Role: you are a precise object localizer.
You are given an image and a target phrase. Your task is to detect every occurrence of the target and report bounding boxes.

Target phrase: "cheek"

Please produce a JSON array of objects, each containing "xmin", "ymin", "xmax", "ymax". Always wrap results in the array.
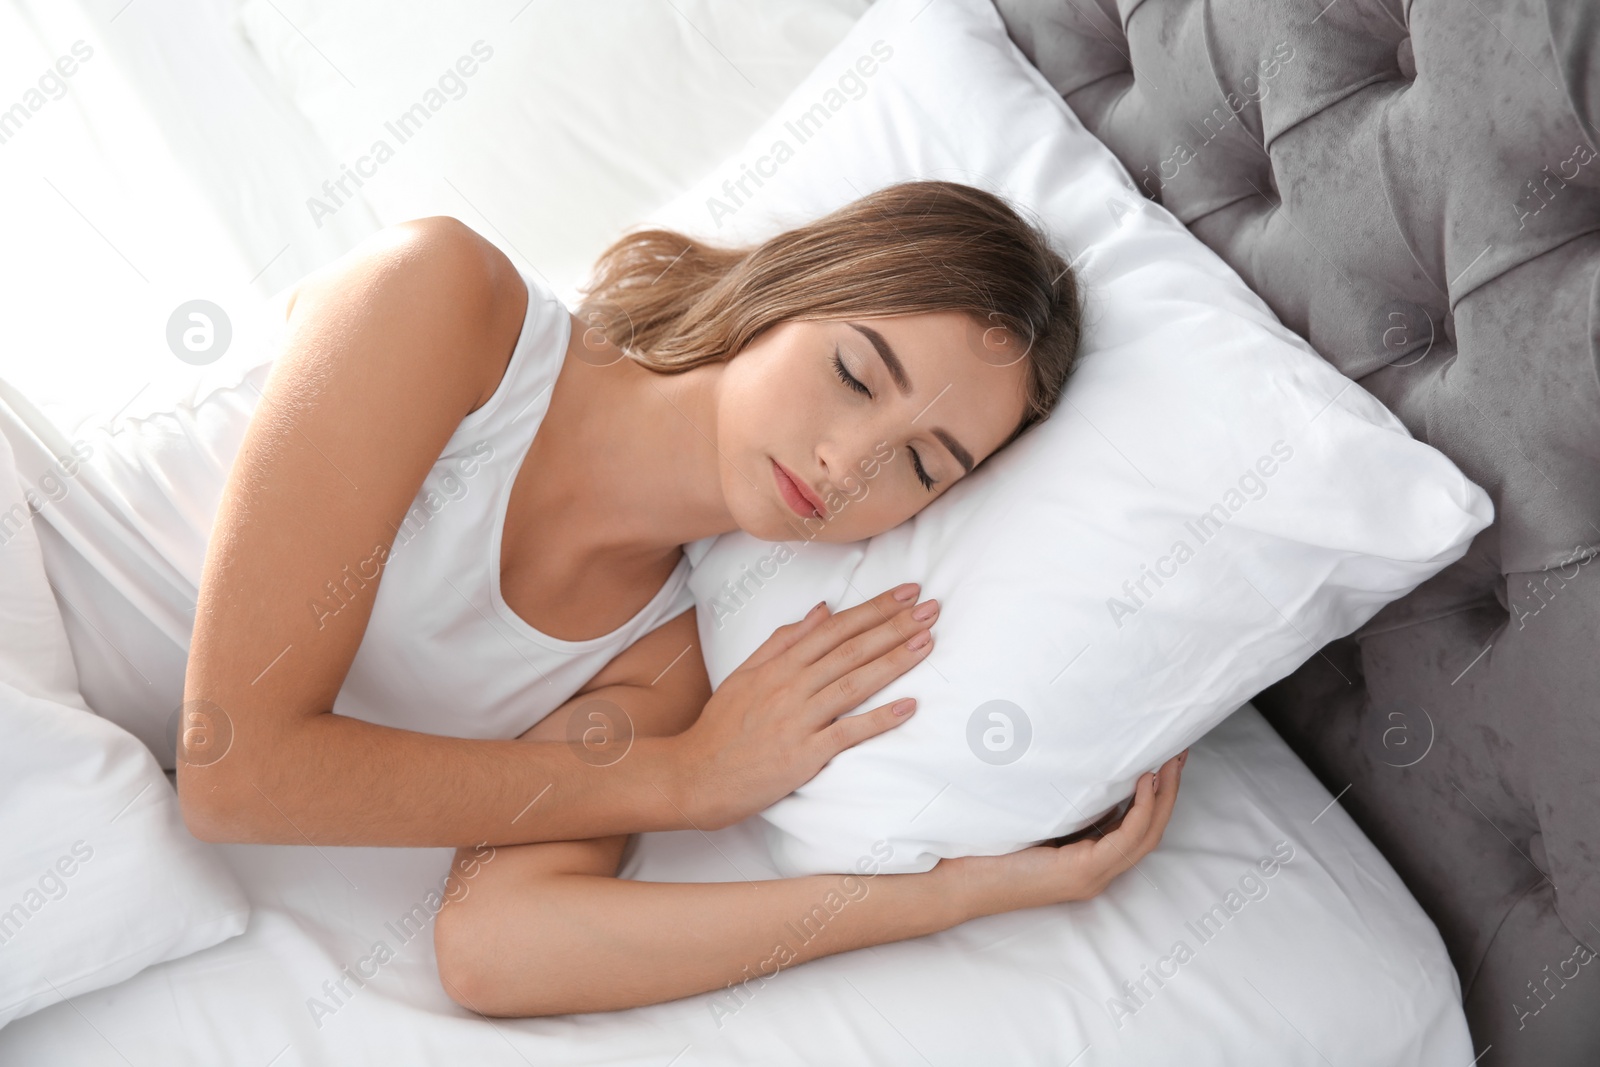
[
  {"xmin": 727, "ymin": 359, "xmax": 834, "ymax": 467},
  {"xmin": 861, "ymin": 494, "xmax": 928, "ymax": 541},
  {"xmin": 724, "ymin": 347, "xmax": 803, "ymax": 420},
  {"xmin": 840, "ymin": 468, "xmax": 924, "ymax": 537},
  {"xmin": 715, "ymin": 366, "xmax": 773, "ymax": 450}
]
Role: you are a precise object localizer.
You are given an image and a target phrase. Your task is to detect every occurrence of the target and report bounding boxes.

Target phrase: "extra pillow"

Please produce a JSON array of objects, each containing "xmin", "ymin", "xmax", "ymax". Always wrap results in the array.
[
  {"xmin": 0, "ymin": 409, "xmax": 250, "ymax": 1028},
  {"xmin": 233, "ymin": 0, "xmax": 873, "ymax": 305},
  {"xmin": 641, "ymin": 0, "xmax": 1493, "ymax": 876}
]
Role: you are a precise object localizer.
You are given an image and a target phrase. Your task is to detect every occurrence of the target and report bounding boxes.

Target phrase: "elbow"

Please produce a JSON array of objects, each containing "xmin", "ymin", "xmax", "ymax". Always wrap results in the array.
[
  {"xmin": 436, "ymin": 952, "xmax": 499, "ymax": 1017},
  {"xmin": 435, "ymin": 899, "xmax": 508, "ymax": 1016},
  {"xmin": 176, "ymin": 766, "xmax": 263, "ymax": 844},
  {"xmin": 177, "ymin": 786, "xmax": 243, "ymax": 844},
  {"xmin": 434, "ymin": 896, "xmax": 563, "ymax": 1019}
]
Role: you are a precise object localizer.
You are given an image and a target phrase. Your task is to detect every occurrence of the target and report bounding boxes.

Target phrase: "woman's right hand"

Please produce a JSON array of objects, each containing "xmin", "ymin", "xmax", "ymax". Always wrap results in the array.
[
  {"xmin": 671, "ymin": 582, "xmax": 939, "ymax": 830},
  {"xmin": 937, "ymin": 750, "xmax": 1188, "ymax": 919}
]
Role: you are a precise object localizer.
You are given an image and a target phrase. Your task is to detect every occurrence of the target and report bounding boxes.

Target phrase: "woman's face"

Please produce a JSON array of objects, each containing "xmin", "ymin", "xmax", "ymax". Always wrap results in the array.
[{"xmin": 716, "ymin": 309, "xmax": 1033, "ymax": 543}]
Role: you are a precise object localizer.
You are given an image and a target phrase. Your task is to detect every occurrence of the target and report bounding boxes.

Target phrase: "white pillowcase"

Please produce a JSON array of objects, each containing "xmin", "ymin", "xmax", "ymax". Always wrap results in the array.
[
  {"xmin": 641, "ymin": 0, "xmax": 1494, "ymax": 876},
  {"xmin": 0, "ymin": 411, "xmax": 250, "ymax": 1028},
  {"xmin": 233, "ymin": 0, "xmax": 872, "ymax": 306}
]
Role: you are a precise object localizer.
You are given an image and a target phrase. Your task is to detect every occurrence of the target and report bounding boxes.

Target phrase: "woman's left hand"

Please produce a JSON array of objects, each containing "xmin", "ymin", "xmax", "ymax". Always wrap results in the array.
[{"xmin": 935, "ymin": 750, "xmax": 1188, "ymax": 919}]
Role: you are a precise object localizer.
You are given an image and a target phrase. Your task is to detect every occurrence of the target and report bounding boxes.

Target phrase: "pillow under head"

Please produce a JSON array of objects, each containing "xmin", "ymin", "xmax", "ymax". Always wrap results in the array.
[{"xmin": 641, "ymin": 0, "xmax": 1492, "ymax": 877}]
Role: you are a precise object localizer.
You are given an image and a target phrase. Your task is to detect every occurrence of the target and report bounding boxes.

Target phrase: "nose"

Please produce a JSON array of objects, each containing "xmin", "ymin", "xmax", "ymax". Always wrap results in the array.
[{"xmin": 816, "ymin": 424, "xmax": 887, "ymax": 496}]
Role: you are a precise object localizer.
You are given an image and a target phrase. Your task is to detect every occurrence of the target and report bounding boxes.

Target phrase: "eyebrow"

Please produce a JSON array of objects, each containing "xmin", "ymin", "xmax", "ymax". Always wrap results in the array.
[{"xmin": 845, "ymin": 322, "xmax": 975, "ymax": 476}]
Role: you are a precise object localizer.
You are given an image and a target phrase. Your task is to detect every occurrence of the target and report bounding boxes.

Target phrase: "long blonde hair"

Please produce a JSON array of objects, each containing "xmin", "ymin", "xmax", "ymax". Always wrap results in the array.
[{"xmin": 575, "ymin": 180, "xmax": 1082, "ymax": 454}]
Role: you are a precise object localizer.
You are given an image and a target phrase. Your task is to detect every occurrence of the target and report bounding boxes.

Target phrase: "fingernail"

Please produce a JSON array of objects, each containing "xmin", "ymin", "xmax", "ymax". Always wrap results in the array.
[
  {"xmin": 1179, "ymin": 750, "xmax": 1188, "ymax": 765},
  {"xmin": 892, "ymin": 698, "xmax": 916, "ymax": 716},
  {"xmin": 892, "ymin": 582, "xmax": 920, "ymax": 601},
  {"xmin": 905, "ymin": 629, "xmax": 932, "ymax": 651},
  {"xmin": 808, "ymin": 600, "xmax": 828, "ymax": 618},
  {"xmin": 912, "ymin": 598, "xmax": 939, "ymax": 621},
  {"xmin": 1154, "ymin": 772, "xmax": 1162, "ymax": 794}
]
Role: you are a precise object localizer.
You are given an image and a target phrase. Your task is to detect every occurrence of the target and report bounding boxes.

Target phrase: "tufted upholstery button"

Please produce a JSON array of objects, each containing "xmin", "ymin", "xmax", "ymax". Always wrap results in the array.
[
  {"xmin": 1252, "ymin": 164, "xmax": 1279, "ymax": 209},
  {"xmin": 1396, "ymin": 36, "xmax": 1416, "ymax": 81}
]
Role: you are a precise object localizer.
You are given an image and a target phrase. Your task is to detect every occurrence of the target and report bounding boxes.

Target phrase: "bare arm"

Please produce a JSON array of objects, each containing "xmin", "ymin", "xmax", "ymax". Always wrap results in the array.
[
  {"xmin": 431, "ymin": 637, "xmax": 956, "ymax": 1019},
  {"xmin": 433, "ymin": 635, "xmax": 1188, "ymax": 1018},
  {"xmin": 177, "ymin": 217, "xmax": 694, "ymax": 847},
  {"xmin": 439, "ymin": 830, "xmax": 965, "ymax": 1019}
]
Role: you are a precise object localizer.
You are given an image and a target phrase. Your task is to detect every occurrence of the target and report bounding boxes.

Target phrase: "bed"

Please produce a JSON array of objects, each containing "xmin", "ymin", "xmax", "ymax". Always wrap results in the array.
[{"xmin": 0, "ymin": 0, "xmax": 1573, "ymax": 1062}]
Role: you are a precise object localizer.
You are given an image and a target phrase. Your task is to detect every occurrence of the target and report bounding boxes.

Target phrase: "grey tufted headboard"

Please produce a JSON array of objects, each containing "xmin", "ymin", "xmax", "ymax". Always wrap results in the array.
[{"xmin": 990, "ymin": 0, "xmax": 1600, "ymax": 1061}]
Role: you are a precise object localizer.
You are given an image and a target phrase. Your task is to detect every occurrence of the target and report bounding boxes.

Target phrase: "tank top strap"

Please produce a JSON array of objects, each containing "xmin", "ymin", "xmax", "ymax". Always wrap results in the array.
[{"xmin": 440, "ymin": 269, "xmax": 572, "ymax": 460}]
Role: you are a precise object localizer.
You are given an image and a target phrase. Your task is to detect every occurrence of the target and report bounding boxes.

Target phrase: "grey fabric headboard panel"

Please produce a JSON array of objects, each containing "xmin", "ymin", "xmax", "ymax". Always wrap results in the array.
[{"xmin": 990, "ymin": 0, "xmax": 1600, "ymax": 1061}]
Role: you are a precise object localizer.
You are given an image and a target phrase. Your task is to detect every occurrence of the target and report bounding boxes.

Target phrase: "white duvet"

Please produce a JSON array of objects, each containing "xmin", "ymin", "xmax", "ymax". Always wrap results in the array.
[{"xmin": 0, "ymin": 704, "xmax": 1469, "ymax": 1065}]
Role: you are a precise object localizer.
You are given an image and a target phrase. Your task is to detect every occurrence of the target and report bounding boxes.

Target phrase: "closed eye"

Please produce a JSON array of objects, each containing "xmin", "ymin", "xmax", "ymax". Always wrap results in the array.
[
  {"xmin": 831, "ymin": 348, "xmax": 870, "ymax": 396},
  {"xmin": 832, "ymin": 346, "xmax": 935, "ymax": 491}
]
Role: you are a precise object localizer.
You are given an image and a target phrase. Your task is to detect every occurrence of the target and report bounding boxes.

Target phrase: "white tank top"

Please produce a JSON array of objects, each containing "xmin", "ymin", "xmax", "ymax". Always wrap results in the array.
[{"xmin": 0, "ymin": 269, "xmax": 699, "ymax": 760}]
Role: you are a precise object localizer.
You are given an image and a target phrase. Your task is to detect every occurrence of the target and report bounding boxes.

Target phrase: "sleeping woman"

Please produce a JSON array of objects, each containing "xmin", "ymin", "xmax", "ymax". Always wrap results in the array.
[{"xmin": 8, "ymin": 178, "xmax": 1187, "ymax": 1017}]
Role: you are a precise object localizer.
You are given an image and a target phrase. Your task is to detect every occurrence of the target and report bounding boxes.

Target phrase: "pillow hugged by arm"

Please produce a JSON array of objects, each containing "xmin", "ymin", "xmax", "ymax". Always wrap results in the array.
[{"xmin": 433, "ymin": 602, "xmax": 1187, "ymax": 1018}]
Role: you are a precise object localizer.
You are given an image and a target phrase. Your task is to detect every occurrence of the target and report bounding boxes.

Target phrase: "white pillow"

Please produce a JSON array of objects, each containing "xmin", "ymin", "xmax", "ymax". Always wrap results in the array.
[
  {"xmin": 233, "ymin": 0, "xmax": 872, "ymax": 306},
  {"xmin": 0, "ymin": 416, "xmax": 250, "ymax": 1028},
  {"xmin": 640, "ymin": 0, "xmax": 1494, "ymax": 876}
]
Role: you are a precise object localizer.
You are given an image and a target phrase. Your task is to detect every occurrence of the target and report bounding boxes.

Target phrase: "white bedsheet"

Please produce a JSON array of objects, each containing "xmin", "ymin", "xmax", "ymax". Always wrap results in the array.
[{"xmin": 0, "ymin": 704, "xmax": 1471, "ymax": 1066}]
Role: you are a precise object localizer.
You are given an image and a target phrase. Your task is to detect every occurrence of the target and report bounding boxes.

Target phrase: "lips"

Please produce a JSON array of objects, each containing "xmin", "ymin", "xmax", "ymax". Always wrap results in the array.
[{"xmin": 772, "ymin": 459, "xmax": 826, "ymax": 520}]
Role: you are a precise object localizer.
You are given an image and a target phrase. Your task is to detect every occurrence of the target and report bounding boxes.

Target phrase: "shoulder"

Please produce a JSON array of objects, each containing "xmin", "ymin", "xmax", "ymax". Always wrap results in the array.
[{"xmin": 285, "ymin": 217, "xmax": 529, "ymax": 413}]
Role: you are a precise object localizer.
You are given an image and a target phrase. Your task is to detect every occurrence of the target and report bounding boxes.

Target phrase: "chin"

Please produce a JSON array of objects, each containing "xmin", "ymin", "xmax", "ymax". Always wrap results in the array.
[
  {"xmin": 725, "ymin": 486, "xmax": 801, "ymax": 542},
  {"xmin": 746, "ymin": 500, "xmax": 834, "ymax": 543}
]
